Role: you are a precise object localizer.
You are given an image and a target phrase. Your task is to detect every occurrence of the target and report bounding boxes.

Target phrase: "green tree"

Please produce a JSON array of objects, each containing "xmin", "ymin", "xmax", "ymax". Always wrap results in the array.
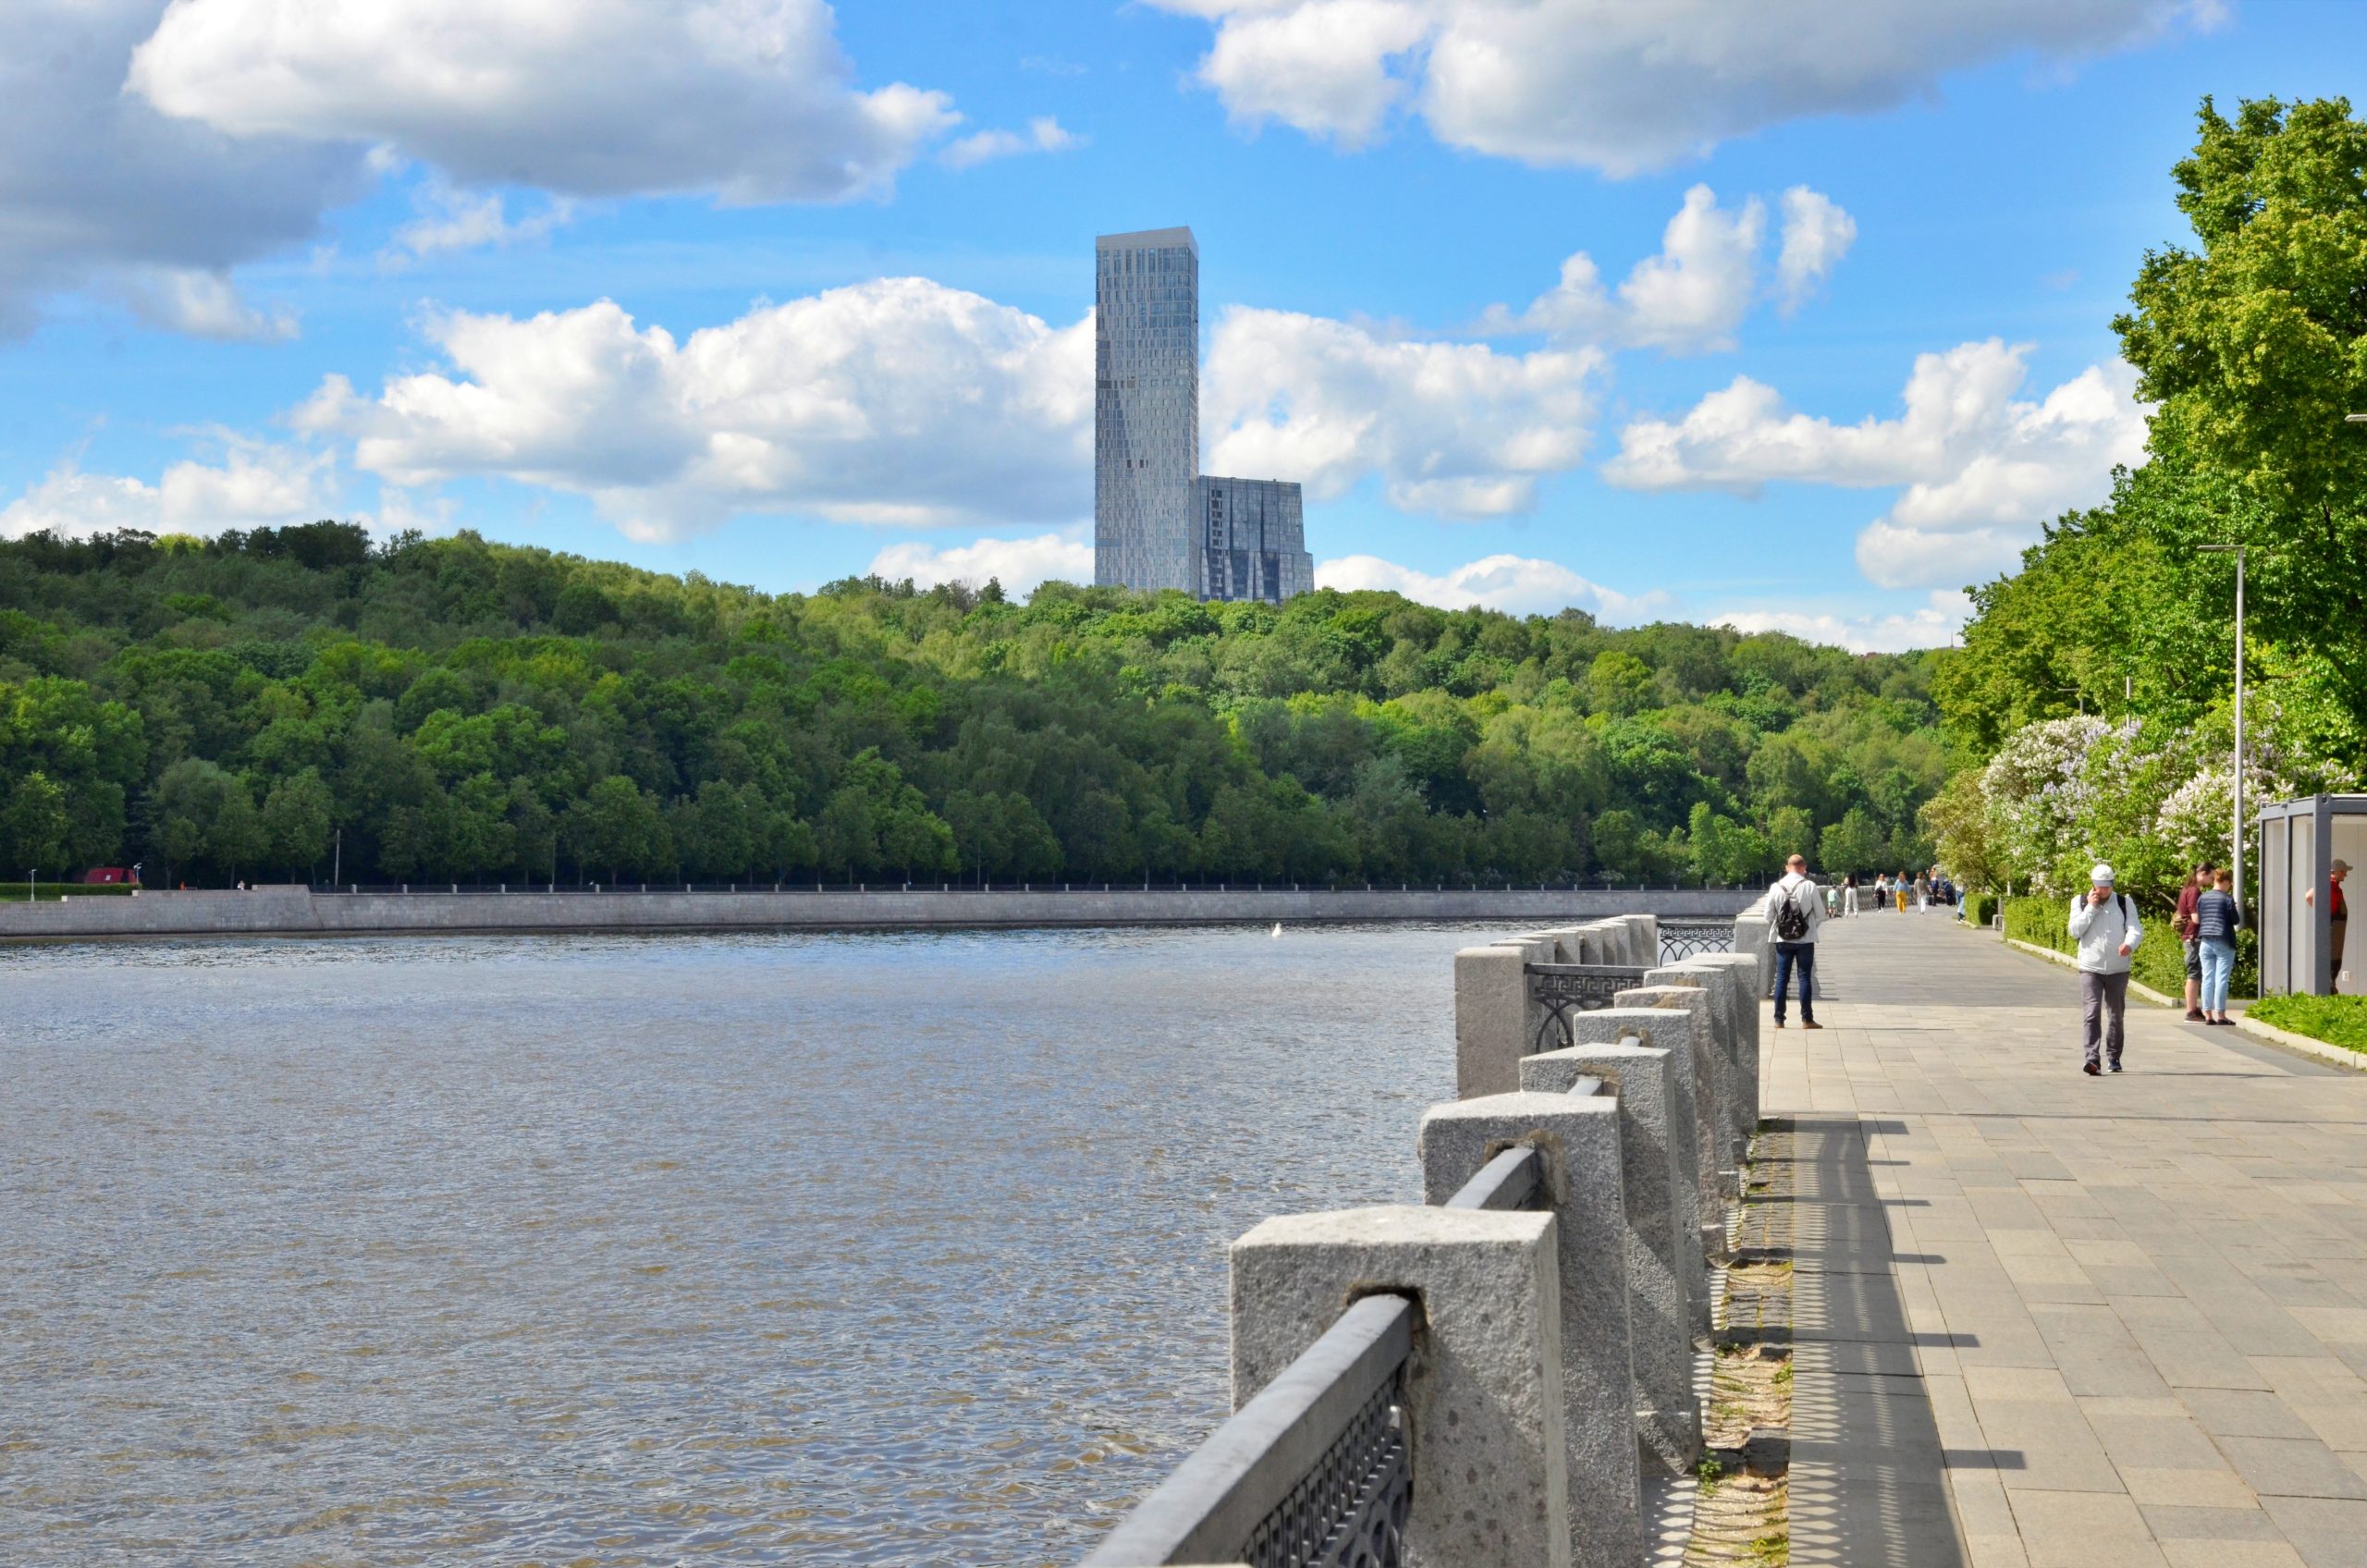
[
  {"xmin": 1819, "ymin": 806, "xmax": 1888, "ymax": 880},
  {"xmin": 0, "ymin": 770, "xmax": 71, "ymax": 875},
  {"xmin": 569, "ymin": 775, "xmax": 671, "ymax": 881},
  {"xmin": 261, "ymin": 767, "xmax": 335, "ymax": 877}
]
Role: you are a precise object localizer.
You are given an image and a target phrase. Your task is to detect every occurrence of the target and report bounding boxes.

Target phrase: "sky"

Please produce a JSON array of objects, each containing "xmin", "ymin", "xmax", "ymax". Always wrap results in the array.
[{"xmin": 1, "ymin": 0, "xmax": 2361, "ymax": 652}]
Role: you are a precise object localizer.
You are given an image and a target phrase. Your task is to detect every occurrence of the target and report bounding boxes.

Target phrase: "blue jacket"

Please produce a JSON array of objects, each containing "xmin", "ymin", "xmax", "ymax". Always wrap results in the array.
[{"xmin": 2194, "ymin": 888, "xmax": 2241, "ymax": 945}]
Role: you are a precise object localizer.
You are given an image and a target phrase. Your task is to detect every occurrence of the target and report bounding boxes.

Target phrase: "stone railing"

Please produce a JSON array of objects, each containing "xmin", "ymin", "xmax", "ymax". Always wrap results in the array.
[{"xmin": 1084, "ymin": 913, "xmax": 1761, "ymax": 1568}]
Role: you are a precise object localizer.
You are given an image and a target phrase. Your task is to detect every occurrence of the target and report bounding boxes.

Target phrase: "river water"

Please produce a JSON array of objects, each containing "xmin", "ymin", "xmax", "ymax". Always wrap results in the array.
[{"xmin": 0, "ymin": 921, "xmax": 1547, "ymax": 1567}]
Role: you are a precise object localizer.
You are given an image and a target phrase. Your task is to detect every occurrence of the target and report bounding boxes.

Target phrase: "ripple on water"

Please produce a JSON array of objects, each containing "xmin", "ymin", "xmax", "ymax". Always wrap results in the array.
[{"xmin": 0, "ymin": 922, "xmax": 1542, "ymax": 1565}]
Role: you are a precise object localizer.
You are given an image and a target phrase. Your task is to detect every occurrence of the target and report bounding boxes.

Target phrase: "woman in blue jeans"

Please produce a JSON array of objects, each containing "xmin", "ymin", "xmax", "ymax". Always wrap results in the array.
[{"xmin": 2194, "ymin": 867, "xmax": 2241, "ymax": 1025}]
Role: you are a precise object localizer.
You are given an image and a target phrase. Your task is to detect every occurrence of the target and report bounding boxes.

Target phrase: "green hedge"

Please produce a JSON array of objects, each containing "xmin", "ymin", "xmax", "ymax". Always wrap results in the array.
[
  {"xmin": 0, "ymin": 882, "xmax": 141, "ymax": 900},
  {"xmin": 2002, "ymin": 894, "xmax": 2258, "ymax": 999},
  {"xmin": 1961, "ymin": 891, "xmax": 1996, "ymax": 928},
  {"xmin": 2246, "ymin": 994, "xmax": 2367, "ymax": 1053}
]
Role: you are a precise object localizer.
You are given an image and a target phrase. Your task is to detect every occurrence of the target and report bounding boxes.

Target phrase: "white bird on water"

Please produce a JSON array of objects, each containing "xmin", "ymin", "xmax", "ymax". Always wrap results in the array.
[{"xmin": 1270, "ymin": 922, "xmax": 1282, "ymax": 937}]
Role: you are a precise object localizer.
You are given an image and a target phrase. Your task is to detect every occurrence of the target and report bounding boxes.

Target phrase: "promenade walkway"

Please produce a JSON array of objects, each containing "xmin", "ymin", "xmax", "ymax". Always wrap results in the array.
[{"xmin": 1769, "ymin": 911, "xmax": 2367, "ymax": 1568}]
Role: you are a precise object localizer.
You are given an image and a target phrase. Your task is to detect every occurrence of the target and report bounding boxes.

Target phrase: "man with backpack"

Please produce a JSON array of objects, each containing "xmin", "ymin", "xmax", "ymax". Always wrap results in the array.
[
  {"xmin": 2070, "ymin": 863, "xmax": 2143, "ymax": 1076},
  {"xmin": 1758, "ymin": 852, "xmax": 1826, "ymax": 1030}
]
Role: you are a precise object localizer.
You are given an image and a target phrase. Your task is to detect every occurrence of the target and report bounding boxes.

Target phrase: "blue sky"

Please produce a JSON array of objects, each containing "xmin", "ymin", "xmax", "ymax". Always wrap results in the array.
[{"xmin": 3, "ymin": 0, "xmax": 2360, "ymax": 649}]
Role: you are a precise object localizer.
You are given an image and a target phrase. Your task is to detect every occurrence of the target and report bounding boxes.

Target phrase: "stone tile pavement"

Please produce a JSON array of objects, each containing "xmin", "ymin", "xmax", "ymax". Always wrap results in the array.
[{"xmin": 1768, "ymin": 910, "xmax": 2367, "ymax": 1567}]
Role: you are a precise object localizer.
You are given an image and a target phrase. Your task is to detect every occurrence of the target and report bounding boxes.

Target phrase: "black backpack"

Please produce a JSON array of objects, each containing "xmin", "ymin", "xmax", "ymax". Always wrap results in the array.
[{"xmin": 1773, "ymin": 884, "xmax": 1811, "ymax": 942}]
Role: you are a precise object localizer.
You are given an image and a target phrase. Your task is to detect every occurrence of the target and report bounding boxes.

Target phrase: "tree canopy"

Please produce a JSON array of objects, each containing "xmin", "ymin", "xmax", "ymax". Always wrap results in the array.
[
  {"xmin": 1935, "ymin": 95, "xmax": 2367, "ymax": 900},
  {"xmin": 0, "ymin": 522, "xmax": 1948, "ymax": 888}
]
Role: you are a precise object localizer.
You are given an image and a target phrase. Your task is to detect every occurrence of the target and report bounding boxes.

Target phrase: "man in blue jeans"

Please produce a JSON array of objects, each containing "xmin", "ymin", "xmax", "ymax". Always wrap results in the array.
[{"xmin": 1757, "ymin": 852, "xmax": 1826, "ymax": 1029}]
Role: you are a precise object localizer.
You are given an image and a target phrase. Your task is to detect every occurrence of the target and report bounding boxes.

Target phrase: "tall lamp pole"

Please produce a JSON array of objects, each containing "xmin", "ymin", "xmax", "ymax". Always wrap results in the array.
[{"xmin": 2199, "ymin": 543, "xmax": 2250, "ymax": 908}]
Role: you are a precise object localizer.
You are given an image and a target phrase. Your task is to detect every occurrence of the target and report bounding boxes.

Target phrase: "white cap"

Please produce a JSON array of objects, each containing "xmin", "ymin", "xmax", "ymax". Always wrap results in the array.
[{"xmin": 2091, "ymin": 863, "xmax": 2116, "ymax": 886}]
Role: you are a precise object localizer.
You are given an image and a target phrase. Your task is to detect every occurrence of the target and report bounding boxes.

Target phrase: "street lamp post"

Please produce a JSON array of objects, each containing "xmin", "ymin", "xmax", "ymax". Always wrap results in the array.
[{"xmin": 2199, "ymin": 544, "xmax": 2250, "ymax": 908}]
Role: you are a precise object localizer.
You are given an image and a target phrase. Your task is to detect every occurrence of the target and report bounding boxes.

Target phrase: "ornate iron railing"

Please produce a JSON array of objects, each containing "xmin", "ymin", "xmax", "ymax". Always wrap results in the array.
[
  {"xmin": 1081, "ymin": 1294, "xmax": 1415, "ymax": 1568},
  {"xmin": 1657, "ymin": 921, "xmax": 1735, "ymax": 961},
  {"xmin": 1524, "ymin": 962, "xmax": 1649, "ymax": 1051}
]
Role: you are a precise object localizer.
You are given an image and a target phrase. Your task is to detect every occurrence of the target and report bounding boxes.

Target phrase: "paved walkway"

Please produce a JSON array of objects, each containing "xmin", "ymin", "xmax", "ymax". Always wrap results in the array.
[{"xmin": 1769, "ymin": 911, "xmax": 2367, "ymax": 1568}]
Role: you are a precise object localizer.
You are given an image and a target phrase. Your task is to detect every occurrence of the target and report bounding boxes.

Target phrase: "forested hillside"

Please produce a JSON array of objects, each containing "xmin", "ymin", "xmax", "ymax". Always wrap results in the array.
[{"xmin": 0, "ymin": 524, "xmax": 1949, "ymax": 888}]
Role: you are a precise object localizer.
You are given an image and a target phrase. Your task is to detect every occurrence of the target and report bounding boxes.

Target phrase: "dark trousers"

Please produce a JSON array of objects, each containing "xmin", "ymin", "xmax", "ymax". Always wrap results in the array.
[
  {"xmin": 2081, "ymin": 971, "xmax": 2129, "ymax": 1068},
  {"xmin": 1773, "ymin": 941, "xmax": 1816, "ymax": 1024},
  {"xmin": 2334, "ymin": 917, "xmax": 2348, "ymax": 994}
]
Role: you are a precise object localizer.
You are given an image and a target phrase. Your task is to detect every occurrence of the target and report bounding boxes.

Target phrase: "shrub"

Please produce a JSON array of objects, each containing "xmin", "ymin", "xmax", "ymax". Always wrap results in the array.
[
  {"xmin": 1960, "ymin": 891, "xmax": 1996, "ymax": 928},
  {"xmin": 2003, "ymin": 893, "xmax": 2257, "ymax": 998},
  {"xmin": 2247, "ymin": 993, "xmax": 2367, "ymax": 1053}
]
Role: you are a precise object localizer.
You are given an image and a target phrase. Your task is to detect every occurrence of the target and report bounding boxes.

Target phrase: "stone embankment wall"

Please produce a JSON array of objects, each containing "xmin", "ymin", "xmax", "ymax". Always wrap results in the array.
[{"xmin": 0, "ymin": 886, "xmax": 1753, "ymax": 941}]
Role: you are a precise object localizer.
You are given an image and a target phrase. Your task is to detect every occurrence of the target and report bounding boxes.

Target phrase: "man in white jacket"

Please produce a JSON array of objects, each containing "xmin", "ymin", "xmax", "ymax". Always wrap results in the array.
[
  {"xmin": 1758, "ymin": 853, "xmax": 1826, "ymax": 1031},
  {"xmin": 2069, "ymin": 862, "xmax": 2143, "ymax": 1076}
]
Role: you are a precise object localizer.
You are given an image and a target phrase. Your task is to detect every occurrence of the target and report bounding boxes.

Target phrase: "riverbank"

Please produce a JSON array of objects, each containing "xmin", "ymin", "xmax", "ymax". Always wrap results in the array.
[{"xmin": 0, "ymin": 884, "xmax": 1755, "ymax": 941}]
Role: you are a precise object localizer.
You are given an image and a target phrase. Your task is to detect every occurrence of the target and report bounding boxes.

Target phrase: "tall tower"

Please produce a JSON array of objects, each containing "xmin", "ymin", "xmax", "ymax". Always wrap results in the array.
[{"xmin": 1094, "ymin": 227, "xmax": 1198, "ymax": 594}]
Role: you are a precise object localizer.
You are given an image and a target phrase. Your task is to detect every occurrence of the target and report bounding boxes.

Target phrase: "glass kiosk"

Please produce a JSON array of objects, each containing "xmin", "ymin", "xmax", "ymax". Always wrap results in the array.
[{"xmin": 2256, "ymin": 794, "xmax": 2367, "ymax": 996}]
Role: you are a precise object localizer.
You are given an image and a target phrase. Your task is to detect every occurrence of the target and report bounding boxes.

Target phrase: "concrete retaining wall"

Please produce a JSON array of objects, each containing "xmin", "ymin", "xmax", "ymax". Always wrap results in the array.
[{"xmin": 0, "ymin": 886, "xmax": 1754, "ymax": 941}]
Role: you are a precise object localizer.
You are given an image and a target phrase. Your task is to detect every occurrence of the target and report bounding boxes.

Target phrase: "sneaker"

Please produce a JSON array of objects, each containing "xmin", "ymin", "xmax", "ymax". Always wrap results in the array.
[
  {"xmin": 2185, "ymin": 1009, "xmax": 2206, "ymax": 1022},
  {"xmin": 2108, "ymin": 1061, "xmax": 2124, "ymax": 1073},
  {"xmin": 2083, "ymin": 1061, "xmax": 2102, "ymax": 1076},
  {"xmin": 1802, "ymin": 1021, "xmax": 1824, "ymax": 1030},
  {"xmin": 1773, "ymin": 1020, "xmax": 1786, "ymax": 1029}
]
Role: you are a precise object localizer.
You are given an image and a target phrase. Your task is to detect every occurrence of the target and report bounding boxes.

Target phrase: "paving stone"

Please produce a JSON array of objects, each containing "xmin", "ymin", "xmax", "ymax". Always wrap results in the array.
[
  {"xmin": 2216, "ymin": 1436, "xmax": 2367, "ymax": 1501},
  {"xmin": 1768, "ymin": 916, "xmax": 2367, "ymax": 1568}
]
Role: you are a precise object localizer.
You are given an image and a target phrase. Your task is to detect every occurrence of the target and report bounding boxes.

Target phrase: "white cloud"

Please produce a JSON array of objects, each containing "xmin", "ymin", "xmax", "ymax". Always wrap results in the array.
[
  {"xmin": 1194, "ymin": 0, "xmax": 1433, "ymax": 148},
  {"xmin": 1158, "ymin": 0, "xmax": 2215, "ymax": 174},
  {"xmin": 130, "ymin": 0, "xmax": 959, "ymax": 204},
  {"xmin": 1480, "ymin": 185, "xmax": 1846, "ymax": 353},
  {"xmin": 1709, "ymin": 590, "xmax": 1971, "ymax": 655},
  {"xmin": 1775, "ymin": 187, "xmax": 1857, "ymax": 312},
  {"xmin": 938, "ymin": 117, "xmax": 1085, "ymax": 170},
  {"xmin": 311, "ymin": 280, "xmax": 1094, "ymax": 541},
  {"xmin": 119, "ymin": 267, "xmax": 299, "ymax": 341},
  {"xmin": 1317, "ymin": 553, "xmax": 1665, "ymax": 619},
  {"xmin": 0, "ymin": 438, "xmax": 339, "ymax": 539},
  {"xmin": 868, "ymin": 530, "xmax": 1094, "ymax": 594},
  {"xmin": 1204, "ymin": 307, "xmax": 1604, "ymax": 519},
  {"xmin": 0, "ymin": 0, "xmax": 365, "ymax": 336},
  {"xmin": 390, "ymin": 182, "xmax": 574, "ymax": 261},
  {"xmin": 1603, "ymin": 339, "xmax": 2150, "ymax": 588}
]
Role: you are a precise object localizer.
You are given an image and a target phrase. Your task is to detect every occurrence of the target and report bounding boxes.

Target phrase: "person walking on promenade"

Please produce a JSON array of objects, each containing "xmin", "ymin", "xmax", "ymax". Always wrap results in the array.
[
  {"xmin": 1914, "ymin": 871, "xmax": 1931, "ymax": 911},
  {"xmin": 2305, "ymin": 859, "xmax": 2350, "ymax": 993},
  {"xmin": 1844, "ymin": 874, "xmax": 1860, "ymax": 917},
  {"xmin": 1758, "ymin": 852, "xmax": 1826, "ymax": 1031},
  {"xmin": 2195, "ymin": 867, "xmax": 2242, "ymax": 1026},
  {"xmin": 1895, "ymin": 874, "xmax": 1910, "ymax": 913},
  {"xmin": 2174, "ymin": 862, "xmax": 2213, "ymax": 1022},
  {"xmin": 2071, "ymin": 863, "xmax": 2143, "ymax": 1076}
]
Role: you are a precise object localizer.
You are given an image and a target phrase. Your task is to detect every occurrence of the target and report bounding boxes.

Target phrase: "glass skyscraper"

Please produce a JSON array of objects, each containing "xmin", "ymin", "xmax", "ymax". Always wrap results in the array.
[
  {"xmin": 1094, "ymin": 227, "xmax": 1199, "ymax": 594},
  {"xmin": 1094, "ymin": 226, "xmax": 1315, "ymax": 603}
]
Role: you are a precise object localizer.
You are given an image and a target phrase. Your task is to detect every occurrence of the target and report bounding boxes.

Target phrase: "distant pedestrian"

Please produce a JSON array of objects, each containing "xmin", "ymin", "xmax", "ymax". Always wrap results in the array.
[
  {"xmin": 2174, "ymin": 862, "xmax": 2214, "ymax": 1022},
  {"xmin": 2194, "ymin": 868, "xmax": 2241, "ymax": 1026},
  {"xmin": 1874, "ymin": 872, "xmax": 1890, "ymax": 910},
  {"xmin": 1914, "ymin": 872, "xmax": 1931, "ymax": 911},
  {"xmin": 2305, "ymin": 859, "xmax": 2350, "ymax": 993},
  {"xmin": 1757, "ymin": 853, "xmax": 1826, "ymax": 1031},
  {"xmin": 1895, "ymin": 874, "xmax": 1910, "ymax": 914},
  {"xmin": 2070, "ymin": 863, "xmax": 2143, "ymax": 1076},
  {"xmin": 1844, "ymin": 875, "xmax": 1860, "ymax": 916}
]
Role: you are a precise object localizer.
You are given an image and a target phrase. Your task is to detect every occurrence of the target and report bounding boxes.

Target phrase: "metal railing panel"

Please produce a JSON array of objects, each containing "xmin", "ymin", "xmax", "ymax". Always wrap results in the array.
[
  {"xmin": 1523, "ymin": 962, "xmax": 1649, "ymax": 1051},
  {"xmin": 1081, "ymin": 1293, "xmax": 1414, "ymax": 1567}
]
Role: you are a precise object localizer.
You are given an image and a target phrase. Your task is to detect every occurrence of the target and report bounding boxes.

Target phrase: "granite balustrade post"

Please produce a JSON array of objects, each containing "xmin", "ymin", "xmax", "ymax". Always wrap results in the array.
[
  {"xmin": 1231, "ymin": 1206, "xmax": 1573, "ymax": 1568},
  {"xmin": 1648, "ymin": 962, "xmax": 1748, "ymax": 1176},
  {"xmin": 1455, "ymin": 945, "xmax": 1533, "ymax": 1099},
  {"xmin": 1545, "ymin": 1008, "xmax": 1711, "ymax": 1339},
  {"xmin": 1417, "ymin": 1096, "xmax": 1640, "ymax": 1568},
  {"xmin": 1688, "ymin": 949, "xmax": 1763, "ymax": 1144},
  {"xmin": 1519, "ymin": 1040, "xmax": 1701, "ymax": 1468},
  {"xmin": 1613, "ymin": 983, "xmax": 1730, "ymax": 1229}
]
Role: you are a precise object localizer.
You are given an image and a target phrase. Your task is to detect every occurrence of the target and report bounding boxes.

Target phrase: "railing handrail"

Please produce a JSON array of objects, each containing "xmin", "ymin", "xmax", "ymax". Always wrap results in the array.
[{"xmin": 1080, "ymin": 1293, "xmax": 1414, "ymax": 1566}]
